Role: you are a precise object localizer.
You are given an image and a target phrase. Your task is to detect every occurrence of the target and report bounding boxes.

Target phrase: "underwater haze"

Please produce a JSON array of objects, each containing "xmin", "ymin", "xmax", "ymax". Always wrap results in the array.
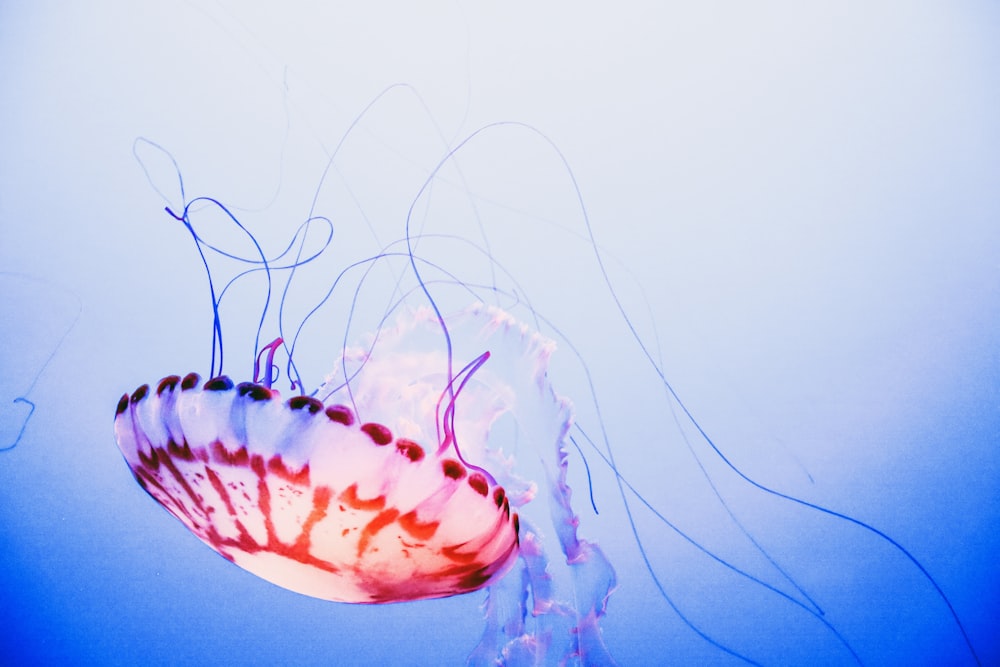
[{"xmin": 2, "ymin": 2, "xmax": 999, "ymax": 665}]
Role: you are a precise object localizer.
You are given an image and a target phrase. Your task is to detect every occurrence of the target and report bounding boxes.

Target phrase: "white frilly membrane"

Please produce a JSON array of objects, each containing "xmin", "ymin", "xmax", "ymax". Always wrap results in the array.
[{"xmin": 318, "ymin": 303, "xmax": 617, "ymax": 665}]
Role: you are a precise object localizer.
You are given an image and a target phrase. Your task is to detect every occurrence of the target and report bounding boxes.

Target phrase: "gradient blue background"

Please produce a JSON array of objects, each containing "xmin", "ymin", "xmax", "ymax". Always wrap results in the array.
[{"xmin": 1, "ymin": 2, "xmax": 998, "ymax": 665}]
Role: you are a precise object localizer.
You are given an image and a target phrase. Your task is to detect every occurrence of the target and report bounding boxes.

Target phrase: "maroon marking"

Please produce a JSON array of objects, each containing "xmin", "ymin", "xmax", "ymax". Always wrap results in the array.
[
  {"xmin": 361, "ymin": 422, "xmax": 392, "ymax": 445},
  {"xmin": 166, "ymin": 438, "xmax": 196, "ymax": 462},
  {"xmin": 398, "ymin": 510, "xmax": 439, "ymax": 540},
  {"xmin": 395, "ymin": 439, "xmax": 424, "ymax": 462},
  {"xmin": 493, "ymin": 487, "xmax": 506, "ymax": 509},
  {"xmin": 137, "ymin": 446, "xmax": 161, "ymax": 470},
  {"xmin": 339, "ymin": 483, "xmax": 386, "ymax": 511},
  {"xmin": 203, "ymin": 464, "xmax": 257, "ymax": 548},
  {"xmin": 132, "ymin": 469, "xmax": 151, "ymax": 493},
  {"xmin": 133, "ymin": 465, "xmax": 193, "ymax": 523},
  {"xmin": 253, "ymin": 455, "xmax": 278, "ymax": 549},
  {"xmin": 210, "ymin": 441, "xmax": 250, "ymax": 467},
  {"xmin": 440, "ymin": 544, "xmax": 480, "ymax": 564},
  {"xmin": 131, "ymin": 384, "xmax": 149, "ymax": 404},
  {"xmin": 440, "ymin": 512, "xmax": 519, "ymax": 565},
  {"xmin": 250, "ymin": 453, "xmax": 267, "ymax": 478},
  {"xmin": 467, "ymin": 473, "xmax": 489, "ymax": 497},
  {"xmin": 116, "ymin": 394, "xmax": 129, "ymax": 416},
  {"xmin": 266, "ymin": 454, "xmax": 310, "ymax": 486},
  {"xmin": 157, "ymin": 375, "xmax": 181, "ymax": 395},
  {"xmin": 237, "ymin": 382, "xmax": 272, "ymax": 401},
  {"xmin": 288, "ymin": 395, "xmax": 323, "ymax": 414},
  {"xmin": 325, "ymin": 404, "xmax": 354, "ymax": 426},
  {"xmin": 181, "ymin": 373, "xmax": 200, "ymax": 390},
  {"xmin": 291, "ymin": 486, "xmax": 332, "ymax": 555},
  {"xmin": 150, "ymin": 446, "xmax": 212, "ymax": 526},
  {"xmin": 356, "ymin": 508, "xmax": 400, "ymax": 557},
  {"xmin": 512, "ymin": 513, "xmax": 520, "ymax": 539},
  {"xmin": 204, "ymin": 376, "xmax": 234, "ymax": 391},
  {"xmin": 457, "ymin": 568, "xmax": 494, "ymax": 592},
  {"xmin": 441, "ymin": 459, "xmax": 466, "ymax": 480},
  {"xmin": 456, "ymin": 534, "xmax": 520, "ymax": 592}
]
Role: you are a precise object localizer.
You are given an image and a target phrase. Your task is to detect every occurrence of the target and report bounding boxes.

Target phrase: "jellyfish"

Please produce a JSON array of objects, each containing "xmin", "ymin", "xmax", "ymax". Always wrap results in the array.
[
  {"xmin": 115, "ymin": 303, "xmax": 618, "ymax": 662},
  {"xmin": 117, "ymin": 91, "xmax": 982, "ymax": 665}
]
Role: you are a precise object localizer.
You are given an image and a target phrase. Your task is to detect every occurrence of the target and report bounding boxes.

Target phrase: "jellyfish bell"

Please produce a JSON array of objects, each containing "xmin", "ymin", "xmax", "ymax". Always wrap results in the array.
[{"xmin": 112, "ymin": 330, "xmax": 521, "ymax": 604}]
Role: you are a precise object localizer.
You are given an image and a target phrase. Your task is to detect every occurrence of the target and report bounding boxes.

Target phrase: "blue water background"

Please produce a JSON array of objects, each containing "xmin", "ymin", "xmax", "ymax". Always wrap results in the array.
[{"xmin": 1, "ymin": 3, "xmax": 998, "ymax": 665}]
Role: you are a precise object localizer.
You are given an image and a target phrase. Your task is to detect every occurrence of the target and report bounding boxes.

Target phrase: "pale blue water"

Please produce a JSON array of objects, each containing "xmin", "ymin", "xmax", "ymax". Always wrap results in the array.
[{"xmin": 2, "ymin": 3, "xmax": 998, "ymax": 665}]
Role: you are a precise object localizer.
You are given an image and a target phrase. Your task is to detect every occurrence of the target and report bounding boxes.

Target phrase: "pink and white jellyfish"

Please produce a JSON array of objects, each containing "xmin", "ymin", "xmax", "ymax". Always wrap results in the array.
[
  {"xmin": 115, "ymin": 302, "xmax": 615, "ymax": 662},
  {"xmin": 117, "ymin": 102, "xmax": 982, "ymax": 665}
]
